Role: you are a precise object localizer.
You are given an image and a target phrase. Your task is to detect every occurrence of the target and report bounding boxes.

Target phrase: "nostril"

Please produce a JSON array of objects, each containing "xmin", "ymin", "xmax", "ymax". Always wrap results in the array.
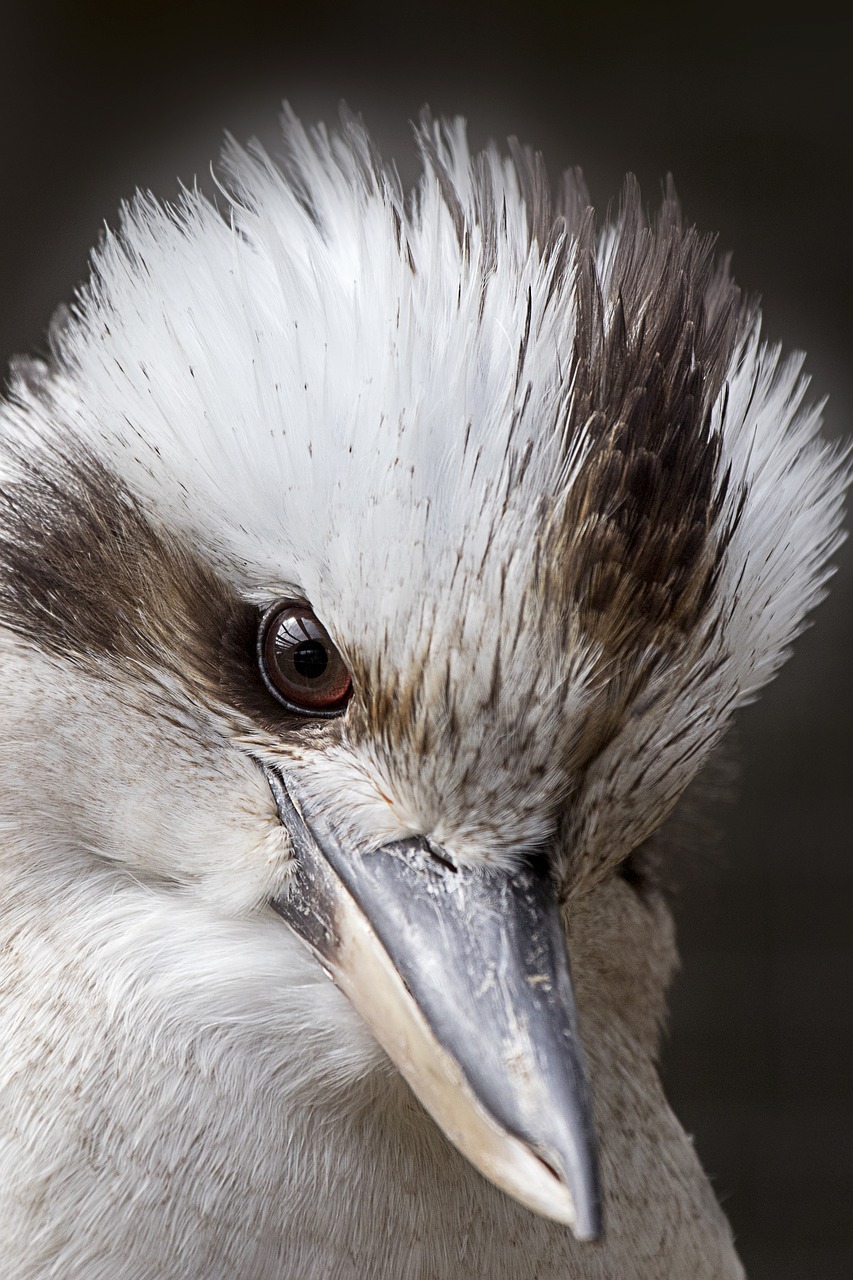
[{"xmin": 425, "ymin": 841, "xmax": 458, "ymax": 874}]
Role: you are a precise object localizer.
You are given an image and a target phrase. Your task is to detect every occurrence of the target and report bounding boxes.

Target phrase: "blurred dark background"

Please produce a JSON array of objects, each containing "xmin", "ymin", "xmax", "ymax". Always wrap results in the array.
[{"xmin": 2, "ymin": 4, "xmax": 850, "ymax": 1275}]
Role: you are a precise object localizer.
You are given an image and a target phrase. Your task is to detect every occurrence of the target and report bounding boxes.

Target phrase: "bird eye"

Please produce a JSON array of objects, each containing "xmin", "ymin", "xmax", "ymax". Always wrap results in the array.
[{"xmin": 258, "ymin": 602, "xmax": 352, "ymax": 716}]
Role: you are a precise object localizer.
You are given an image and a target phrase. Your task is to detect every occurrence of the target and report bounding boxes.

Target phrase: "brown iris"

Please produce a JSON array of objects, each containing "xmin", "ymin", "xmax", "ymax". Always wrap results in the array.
[{"xmin": 258, "ymin": 602, "xmax": 352, "ymax": 716}]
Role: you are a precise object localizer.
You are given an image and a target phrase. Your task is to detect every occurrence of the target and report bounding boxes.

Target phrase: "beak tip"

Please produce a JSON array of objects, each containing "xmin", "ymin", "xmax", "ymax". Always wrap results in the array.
[
  {"xmin": 559, "ymin": 1162, "xmax": 603, "ymax": 1243},
  {"xmin": 572, "ymin": 1198, "xmax": 604, "ymax": 1244},
  {"xmin": 575, "ymin": 1158, "xmax": 604, "ymax": 1242},
  {"xmin": 520, "ymin": 1143, "xmax": 602, "ymax": 1241}
]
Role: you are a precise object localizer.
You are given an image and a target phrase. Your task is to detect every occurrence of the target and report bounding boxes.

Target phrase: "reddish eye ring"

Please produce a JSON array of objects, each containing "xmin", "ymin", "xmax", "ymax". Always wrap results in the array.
[{"xmin": 257, "ymin": 601, "xmax": 352, "ymax": 717}]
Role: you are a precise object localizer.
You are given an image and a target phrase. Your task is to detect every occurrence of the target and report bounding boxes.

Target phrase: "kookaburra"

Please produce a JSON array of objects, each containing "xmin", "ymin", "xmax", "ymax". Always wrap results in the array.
[{"xmin": 0, "ymin": 110, "xmax": 846, "ymax": 1279}]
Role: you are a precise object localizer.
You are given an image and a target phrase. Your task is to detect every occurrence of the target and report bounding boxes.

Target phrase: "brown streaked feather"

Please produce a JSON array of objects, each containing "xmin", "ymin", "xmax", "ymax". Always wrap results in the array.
[{"xmin": 556, "ymin": 179, "xmax": 742, "ymax": 674}]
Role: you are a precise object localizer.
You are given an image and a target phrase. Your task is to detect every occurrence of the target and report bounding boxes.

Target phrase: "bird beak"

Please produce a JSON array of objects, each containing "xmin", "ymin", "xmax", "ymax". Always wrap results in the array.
[{"xmin": 266, "ymin": 769, "xmax": 603, "ymax": 1241}]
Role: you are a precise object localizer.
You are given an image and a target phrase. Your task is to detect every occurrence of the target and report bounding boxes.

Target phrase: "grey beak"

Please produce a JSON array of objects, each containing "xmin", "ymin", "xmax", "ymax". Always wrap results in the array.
[{"xmin": 266, "ymin": 768, "xmax": 603, "ymax": 1241}]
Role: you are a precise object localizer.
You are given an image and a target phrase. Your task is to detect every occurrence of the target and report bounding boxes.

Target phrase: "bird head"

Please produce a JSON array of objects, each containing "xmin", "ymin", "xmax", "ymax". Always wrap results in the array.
[{"xmin": 0, "ymin": 111, "xmax": 846, "ymax": 1255}]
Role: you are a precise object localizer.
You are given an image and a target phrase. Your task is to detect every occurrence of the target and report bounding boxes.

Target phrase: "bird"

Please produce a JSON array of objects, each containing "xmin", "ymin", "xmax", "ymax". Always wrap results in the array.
[{"xmin": 0, "ymin": 108, "xmax": 846, "ymax": 1280}]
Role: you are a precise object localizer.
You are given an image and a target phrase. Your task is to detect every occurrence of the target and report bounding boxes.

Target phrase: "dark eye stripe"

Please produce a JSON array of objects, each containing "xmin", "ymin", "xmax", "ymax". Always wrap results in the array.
[{"xmin": 258, "ymin": 602, "xmax": 352, "ymax": 717}]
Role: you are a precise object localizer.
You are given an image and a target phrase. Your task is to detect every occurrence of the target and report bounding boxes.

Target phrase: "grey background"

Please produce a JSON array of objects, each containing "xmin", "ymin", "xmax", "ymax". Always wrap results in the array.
[{"xmin": 2, "ymin": 5, "xmax": 851, "ymax": 1276}]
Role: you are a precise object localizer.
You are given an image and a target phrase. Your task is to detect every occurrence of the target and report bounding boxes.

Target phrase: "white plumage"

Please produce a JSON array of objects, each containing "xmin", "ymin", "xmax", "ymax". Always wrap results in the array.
[{"xmin": 0, "ymin": 110, "xmax": 846, "ymax": 1278}]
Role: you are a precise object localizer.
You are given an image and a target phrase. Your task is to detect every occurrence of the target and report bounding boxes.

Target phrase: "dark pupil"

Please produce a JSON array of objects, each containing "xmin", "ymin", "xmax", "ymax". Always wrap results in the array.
[{"xmin": 293, "ymin": 640, "xmax": 328, "ymax": 680}]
